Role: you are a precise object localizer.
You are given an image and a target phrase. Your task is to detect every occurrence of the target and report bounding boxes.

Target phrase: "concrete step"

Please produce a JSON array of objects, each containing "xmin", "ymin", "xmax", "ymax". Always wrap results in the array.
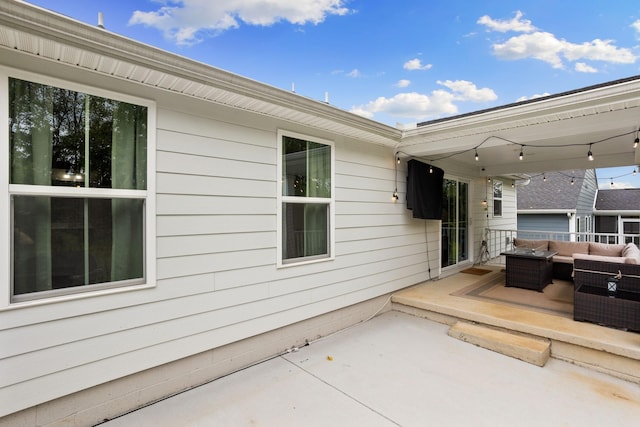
[{"xmin": 448, "ymin": 321, "xmax": 551, "ymax": 367}]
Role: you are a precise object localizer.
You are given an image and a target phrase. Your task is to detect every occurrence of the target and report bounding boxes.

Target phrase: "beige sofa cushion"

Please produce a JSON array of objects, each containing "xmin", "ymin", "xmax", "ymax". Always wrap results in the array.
[
  {"xmin": 589, "ymin": 242, "xmax": 625, "ymax": 256},
  {"xmin": 549, "ymin": 240, "xmax": 589, "ymax": 257},
  {"xmin": 573, "ymin": 253, "xmax": 627, "ymax": 264},
  {"xmin": 513, "ymin": 238, "xmax": 549, "ymax": 251},
  {"xmin": 622, "ymin": 243, "xmax": 640, "ymax": 264},
  {"xmin": 552, "ymin": 255, "xmax": 574, "ymax": 264}
]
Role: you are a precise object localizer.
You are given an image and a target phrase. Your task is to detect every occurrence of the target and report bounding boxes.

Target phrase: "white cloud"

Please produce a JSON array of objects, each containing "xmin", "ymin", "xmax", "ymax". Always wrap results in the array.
[
  {"xmin": 437, "ymin": 80, "xmax": 497, "ymax": 102},
  {"xmin": 632, "ymin": 19, "xmax": 640, "ymax": 34},
  {"xmin": 403, "ymin": 58, "xmax": 433, "ymax": 71},
  {"xmin": 492, "ymin": 32, "xmax": 566, "ymax": 68},
  {"xmin": 477, "ymin": 10, "xmax": 536, "ymax": 33},
  {"xmin": 351, "ymin": 91, "xmax": 458, "ymax": 120},
  {"xmin": 347, "ymin": 69, "xmax": 361, "ymax": 78},
  {"xmin": 516, "ymin": 92, "xmax": 550, "ymax": 102},
  {"xmin": 491, "ymin": 32, "xmax": 636, "ymax": 69},
  {"xmin": 575, "ymin": 62, "xmax": 598, "ymax": 73},
  {"xmin": 351, "ymin": 80, "xmax": 496, "ymax": 120},
  {"xmin": 562, "ymin": 38, "xmax": 636, "ymax": 63},
  {"xmin": 129, "ymin": 0, "xmax": 351, "ymax": 44},
  {"xmin": 395, "ymin": 79, "xmax": 411, "ymax": 88}
]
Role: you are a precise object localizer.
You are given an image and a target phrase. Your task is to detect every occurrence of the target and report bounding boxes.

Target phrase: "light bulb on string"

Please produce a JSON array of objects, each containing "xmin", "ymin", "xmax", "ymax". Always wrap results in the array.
[{"xmin": 587, "ymin": 144, "xmax": 593, "ymax": 161}]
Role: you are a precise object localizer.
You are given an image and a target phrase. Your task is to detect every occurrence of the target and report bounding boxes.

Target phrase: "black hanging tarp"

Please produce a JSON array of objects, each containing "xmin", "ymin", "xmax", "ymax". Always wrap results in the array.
[{"xmin": 406, "ymin": 159, "xmax": 444, "ymax": 220}]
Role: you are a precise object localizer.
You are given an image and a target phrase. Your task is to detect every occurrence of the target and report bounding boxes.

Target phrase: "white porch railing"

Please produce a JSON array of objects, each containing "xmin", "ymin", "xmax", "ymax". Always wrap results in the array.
[{"xmin": 478, "ymin": 228, "xmax": 640, "ymax": 266}]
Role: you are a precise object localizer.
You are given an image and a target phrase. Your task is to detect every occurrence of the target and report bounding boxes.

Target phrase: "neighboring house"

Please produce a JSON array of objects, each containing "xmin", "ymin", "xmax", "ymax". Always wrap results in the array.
[
  {"xmin": 594, "ymin": 188, "xmax": 640, "ymax": 244},
  {"xmin": 1, "ymin": 3, "xmax": 639, "ymax": 425},
  {"xmin": 516, "ymin": 170, "xmax": 598, "ymax": 240}
]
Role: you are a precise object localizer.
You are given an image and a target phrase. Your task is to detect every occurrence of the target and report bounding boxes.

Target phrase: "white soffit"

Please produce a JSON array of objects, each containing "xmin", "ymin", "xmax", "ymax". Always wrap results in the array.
[{"xmin": 0, "ymin": 2, "xmax": 400, "ymax": 148}]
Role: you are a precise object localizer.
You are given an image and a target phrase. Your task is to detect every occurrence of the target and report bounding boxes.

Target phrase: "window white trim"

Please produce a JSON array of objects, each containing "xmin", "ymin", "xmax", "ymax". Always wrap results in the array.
[
  {"xmin": 276, "ymin": 129, "xmax": 335, "ymax": 268},
  {"xmin": 0, "ymin": 73, "xmax": 9, "ymax": 307},
  {"xmin": 0, "ymin": 67, "xmax": 156, "ymax": 308}
]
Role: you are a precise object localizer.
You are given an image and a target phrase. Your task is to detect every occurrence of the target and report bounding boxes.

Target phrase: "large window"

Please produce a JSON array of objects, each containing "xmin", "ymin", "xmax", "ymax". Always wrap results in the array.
[
  {"xmin": 277, "ymin": 130, "xmax": 334, "ymax": 266},
  {"xmin": 6, "ymin": 75, "xmax": 155, "ymax": 302}
]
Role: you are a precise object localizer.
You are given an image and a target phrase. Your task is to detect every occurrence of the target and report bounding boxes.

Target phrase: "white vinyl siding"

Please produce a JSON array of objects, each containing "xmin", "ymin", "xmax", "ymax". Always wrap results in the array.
[{"xmin": 0, "ymin": 89, "xmax": 436, "ymax": 417}]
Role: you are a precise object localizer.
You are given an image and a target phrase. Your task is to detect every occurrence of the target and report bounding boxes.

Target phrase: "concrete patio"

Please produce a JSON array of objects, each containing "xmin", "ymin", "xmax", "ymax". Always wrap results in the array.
[{"xmin": 101, "ymin": 269, "xmax": 640, "ymax": 426}]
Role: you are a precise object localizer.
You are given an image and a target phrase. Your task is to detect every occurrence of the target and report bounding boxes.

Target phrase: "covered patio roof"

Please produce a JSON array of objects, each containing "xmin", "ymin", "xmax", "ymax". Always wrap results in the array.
[{"xmin": 399, "ymin": 76, "xmax": 640, "ymax": 178}]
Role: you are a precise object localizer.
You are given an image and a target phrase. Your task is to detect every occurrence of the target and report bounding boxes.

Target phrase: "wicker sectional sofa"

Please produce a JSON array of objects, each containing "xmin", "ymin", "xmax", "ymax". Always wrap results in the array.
[
  {"xmin": 572, "ymin": 257, "xmax": 640, "ymax": 331},
  {"xmin": 513, "ymin": 238, "xmax": 640, "ymax": 331},
  {"xmin": 513, "ymin": 238, "xmax": 640, "ymax": 280}
]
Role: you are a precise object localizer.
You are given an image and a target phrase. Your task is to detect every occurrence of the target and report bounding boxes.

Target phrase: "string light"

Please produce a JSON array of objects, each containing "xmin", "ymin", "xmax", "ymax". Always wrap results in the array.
[
  {"xmin": 428, "ymin": 129, "xmax": 638, "ymax": 166},
  {"xmin": 397, "ymin": 134, "xmax": 639, "ymax": 194}
]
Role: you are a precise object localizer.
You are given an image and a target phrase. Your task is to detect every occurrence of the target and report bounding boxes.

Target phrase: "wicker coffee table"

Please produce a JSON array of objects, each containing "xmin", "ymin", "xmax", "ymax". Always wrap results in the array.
[{"xmin": 500, "ymin": 249, "xmax": 557, "ymax": 291}]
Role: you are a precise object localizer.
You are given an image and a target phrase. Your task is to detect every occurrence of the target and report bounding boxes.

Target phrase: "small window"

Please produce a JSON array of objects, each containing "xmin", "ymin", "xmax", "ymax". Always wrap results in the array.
[
  {"xmin": 493, "ymin": 180, "xmax": 503, "ymax": 217},
  {"xmin": 7, "ymin": 76, "xmax": 154, "ymax": 302},
  {"xmin": 277, "ymin": 130, "xmax": 334, "ymax": 266}
]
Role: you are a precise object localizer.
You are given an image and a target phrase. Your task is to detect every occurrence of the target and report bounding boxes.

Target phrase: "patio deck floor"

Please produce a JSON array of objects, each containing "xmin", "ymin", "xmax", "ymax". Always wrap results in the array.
[
  {"xmin": 392, "ymin": 265, "xmax": 640, "ymax": 383},
  {"xmin": 101, "ymin": 267, "xmax": 640, "ymax": 426}
]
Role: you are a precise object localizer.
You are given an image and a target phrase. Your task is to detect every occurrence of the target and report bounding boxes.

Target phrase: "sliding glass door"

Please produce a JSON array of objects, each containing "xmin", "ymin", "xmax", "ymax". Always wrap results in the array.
[{"xmin": 442, "ymin": 178, "xmax": 468, "ymax": 268}]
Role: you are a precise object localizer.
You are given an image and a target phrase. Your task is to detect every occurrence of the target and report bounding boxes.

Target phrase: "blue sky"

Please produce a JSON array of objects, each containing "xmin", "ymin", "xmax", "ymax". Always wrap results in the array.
[{"xmin": 24, "ymin": 0, "xmax": 640, "ymax": 188}]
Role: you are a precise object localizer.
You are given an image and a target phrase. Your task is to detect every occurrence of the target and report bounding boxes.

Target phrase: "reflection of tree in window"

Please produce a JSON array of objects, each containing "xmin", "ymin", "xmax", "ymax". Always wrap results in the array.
[{"xmin": 9, "ymin": 78, "xmax": 147, "ymax": 298}]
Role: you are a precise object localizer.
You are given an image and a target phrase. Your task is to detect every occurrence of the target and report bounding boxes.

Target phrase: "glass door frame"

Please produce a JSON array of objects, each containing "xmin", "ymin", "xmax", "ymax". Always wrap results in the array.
[{"xmin": 441, "ymin": 176, "xmax": 470, "ymax": 271}]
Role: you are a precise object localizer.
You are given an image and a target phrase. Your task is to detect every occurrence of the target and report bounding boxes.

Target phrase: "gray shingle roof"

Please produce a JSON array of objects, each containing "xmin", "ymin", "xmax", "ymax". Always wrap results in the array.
[
  {"xmin": 517, "ymin": 170, "xmax": 587, "ymax": 210},
  {"xmin": 594, "ymin": 188, "xmax": 640, "ymax": 211}
]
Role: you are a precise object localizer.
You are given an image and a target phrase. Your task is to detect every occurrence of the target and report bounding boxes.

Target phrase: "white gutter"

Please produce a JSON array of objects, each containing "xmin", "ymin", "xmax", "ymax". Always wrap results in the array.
[
  {"xmin": 593, "ymin": 210, "xmax": 640, "ymax": 215},
  {"xmin": 517, "ymin": 209, "xmax": 577, "ymax": 215}
]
